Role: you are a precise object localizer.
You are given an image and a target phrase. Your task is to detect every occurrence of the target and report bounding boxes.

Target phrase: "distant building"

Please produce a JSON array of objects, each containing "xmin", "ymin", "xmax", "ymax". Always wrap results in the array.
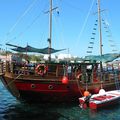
[
  {"xmin": 0, "ymin": 55, "xmax": 12, "ymax": 62},
  {"xmin": 57, "ymin": 54, "xmax": 72, "ymax": 60},
  {"xmin": 0, "ymin": 54, "xmax": 22, "ymax": 62}
]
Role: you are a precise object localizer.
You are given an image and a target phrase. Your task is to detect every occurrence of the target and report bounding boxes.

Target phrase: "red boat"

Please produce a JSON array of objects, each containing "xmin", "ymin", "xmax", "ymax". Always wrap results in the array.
[
  {"xmin": 79, "ymin": 89, "xmax": 120, "ymax": 109},
  {"xmin": 0, "ymin": 57, "xmax": 120, "ymax": 103},
  {"xmin": 0, "ymin": 0, "xmax": 120, "ymax": 103}
]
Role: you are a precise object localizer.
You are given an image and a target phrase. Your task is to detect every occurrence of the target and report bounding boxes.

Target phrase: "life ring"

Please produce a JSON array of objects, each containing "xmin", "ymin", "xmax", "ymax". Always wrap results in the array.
[
  {"xmin": 35, "ymin": 64, "xmax": 47, "ymax": 76},
  {"xmin": 76, "ymin": 69, "xmax": 82, "ymax": 80},
  {"xmin": 76, "ymin": 73, "xmax": 82, "ymax": 80}
]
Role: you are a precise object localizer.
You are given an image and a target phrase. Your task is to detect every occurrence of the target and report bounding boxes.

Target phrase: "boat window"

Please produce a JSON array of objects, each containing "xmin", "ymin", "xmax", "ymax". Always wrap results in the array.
[
  {"xmin": 58, "ymin": 65, "xmax": 64, "ymax": 76},
  {"xmin": 48, "ymin": 64, "xmax": 57, "ymax": 72}
]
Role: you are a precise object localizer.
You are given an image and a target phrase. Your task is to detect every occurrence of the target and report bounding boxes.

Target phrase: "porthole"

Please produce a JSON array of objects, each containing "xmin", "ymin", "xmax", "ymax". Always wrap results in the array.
[
  {"xmin": 31, "ymin": 84, "xmax": 36, "ymax": 89},
  {"xmin": 48, "ymin": 85, "xmax": 53, "ymax": 90}
]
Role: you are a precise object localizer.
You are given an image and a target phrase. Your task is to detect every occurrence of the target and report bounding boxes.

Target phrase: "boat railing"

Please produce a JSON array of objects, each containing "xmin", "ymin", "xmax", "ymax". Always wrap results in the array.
[
  {"xmin": 78, "ymin": 69, "xmax": 120, "ymax": 84},
  {"xmin": 0, "ymin": 61, "xmax": 66, "ymax": 77},
  {"xmin": 92, "ymin": 70, "xmax": 120, "ymax": 82},
  {"xmin": 0, "ymin": 61, "xmax": 120, "ymax": 82}
]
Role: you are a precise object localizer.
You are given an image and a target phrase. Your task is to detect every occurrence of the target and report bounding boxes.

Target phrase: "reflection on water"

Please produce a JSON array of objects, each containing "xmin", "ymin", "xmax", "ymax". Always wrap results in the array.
[{"xmin": 0, "ymin": 81, "xmax": 120, "ymax": 120}]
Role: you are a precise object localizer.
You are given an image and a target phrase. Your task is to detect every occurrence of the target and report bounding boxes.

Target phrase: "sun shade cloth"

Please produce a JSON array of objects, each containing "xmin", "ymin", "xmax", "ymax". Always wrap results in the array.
[
  {"xmin": 84, "ymin": 53, "xmax": 120, "ymax": 63},
  {"xmin": 6, "ymin": 43, "xmax": 66, "ymax": 54}
]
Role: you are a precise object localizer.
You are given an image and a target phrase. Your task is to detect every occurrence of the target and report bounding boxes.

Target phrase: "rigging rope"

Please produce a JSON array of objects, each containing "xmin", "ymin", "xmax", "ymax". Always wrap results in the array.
[
  {"xmin": 53, "ymin": 7, "xmax": 66, "ymax": 50},
  {"xmin": 102, "ymin": 18, "xmax": 118, "ymax": 53},
  {"xmin": 102, "ymin": 10, "xmax": 119, "ymax": 53},
  {"xmin": 73, "ymin": 0, "xmax": 95, "ymax": 53},
  {"xmin": 5, "ymin": 0, "xmax": 39, "ymax": 44},
  {"xmin": 7, "ymin": 10, "xmax": 44, "ymax": 44},
  {"xmin": 86, "ymin": 19, "xmax": 98, "ymax": 55}
]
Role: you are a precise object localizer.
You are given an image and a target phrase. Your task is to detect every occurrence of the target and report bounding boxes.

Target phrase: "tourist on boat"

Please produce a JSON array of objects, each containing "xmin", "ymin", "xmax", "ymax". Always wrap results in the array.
[
  {"xmin": 86, "ymin": 65, "xmax": 92, "ymax": 83},
  {"xmin": 67, "ymin": 64, "xmax": 72, "ymax": 79}
]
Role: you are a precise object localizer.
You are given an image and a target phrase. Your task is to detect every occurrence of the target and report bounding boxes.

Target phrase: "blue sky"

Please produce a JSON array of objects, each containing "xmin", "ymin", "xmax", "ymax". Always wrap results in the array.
[{"xmin": 0, "ymin": 0, "xmax": 120, "ymax": 57}]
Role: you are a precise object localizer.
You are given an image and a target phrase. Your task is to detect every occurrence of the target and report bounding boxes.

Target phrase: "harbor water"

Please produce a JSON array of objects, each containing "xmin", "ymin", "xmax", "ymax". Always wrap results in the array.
[{"xmin": 0, "ymin": 81, "xmax": 120, "ymax": 120}]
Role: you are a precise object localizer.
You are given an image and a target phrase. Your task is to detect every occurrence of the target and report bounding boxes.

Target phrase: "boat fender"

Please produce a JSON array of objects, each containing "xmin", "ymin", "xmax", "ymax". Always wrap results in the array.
[
  {"xmin": 31, "ymin": 84, "xmax": 36, "ymax": 89},
  {"xmin": 48, "ymin": 85, "xmax": 53, "ymax": 90},
  {"xmin": 99, "ymin": 89, "xmax": 106, "ymax": 95},
  {"xmin": 35, "ymin": 64, "xmax": 47, "ymax": 76}
]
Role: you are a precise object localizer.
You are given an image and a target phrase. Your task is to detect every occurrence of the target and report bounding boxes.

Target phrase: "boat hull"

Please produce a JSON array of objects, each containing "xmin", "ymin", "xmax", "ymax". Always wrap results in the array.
[
  {"xmin": 1, "ymin": 74, "xmax": 119, "ymax": 103},
  {"xmin": 89, "ymin": 97, "xmax": 120, "ymax": 109},
  {"xmin": 15, "ymin": 81, "xmax": 81, "ymax": 102}
]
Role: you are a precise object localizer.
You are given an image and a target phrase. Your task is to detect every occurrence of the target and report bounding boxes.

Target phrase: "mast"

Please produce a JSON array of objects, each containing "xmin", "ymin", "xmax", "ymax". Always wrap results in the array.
[
  {"xmin": 47, "ymin": 0, "xmax": 58, "ymax": 62},
  {"xmin": 97, "ymin": 0, "xmax": 103, "ymax": 78},
  {"xmin": 48, "ymin": 0, "xmax": 52, "ymax": 62},
  {"xmin": 97, "ymin": 0, "xmax": 102, "ymax": 56}
]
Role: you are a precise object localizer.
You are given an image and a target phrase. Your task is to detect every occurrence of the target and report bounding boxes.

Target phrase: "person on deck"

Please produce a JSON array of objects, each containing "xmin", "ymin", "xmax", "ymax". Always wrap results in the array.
[{"xmin": 67, "ymin": 65, "xmax": 72, "ymax": 80}]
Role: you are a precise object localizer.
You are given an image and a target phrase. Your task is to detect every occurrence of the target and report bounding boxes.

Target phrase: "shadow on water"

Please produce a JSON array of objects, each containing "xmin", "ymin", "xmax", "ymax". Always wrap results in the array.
[
  {"xmin": 1, "ymin": 101, "xmax": 80, "ymax": 120},
  {"xmin": 2, "ymin": 101, "xmax": 120, "ymax": 120},
  {"xmin": 1, "ymin": 100, "xmax": 120, "ymax": 120}
]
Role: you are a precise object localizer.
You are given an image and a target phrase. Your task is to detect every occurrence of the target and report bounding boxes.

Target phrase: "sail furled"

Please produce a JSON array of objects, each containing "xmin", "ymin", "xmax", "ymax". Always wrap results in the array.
[{"xmin": 6, "ymin": 43, "xmax": 66, "ymax": 54}]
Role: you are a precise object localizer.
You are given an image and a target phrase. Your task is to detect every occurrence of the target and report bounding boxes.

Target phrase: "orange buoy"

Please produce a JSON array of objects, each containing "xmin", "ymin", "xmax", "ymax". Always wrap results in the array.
[
  {"xmin": 84, "ymin": 91, "xmax": 90, "ymax": 97},
  {"xmin": 62, "ymin": 76, "xmax": 69, "ymax": 84}
]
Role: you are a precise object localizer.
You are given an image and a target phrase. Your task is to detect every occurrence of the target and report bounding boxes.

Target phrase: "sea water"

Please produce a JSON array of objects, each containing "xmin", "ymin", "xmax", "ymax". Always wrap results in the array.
[{"xmin": 0, "ymin": 81, "xmax": 120, "ymax": 120}]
